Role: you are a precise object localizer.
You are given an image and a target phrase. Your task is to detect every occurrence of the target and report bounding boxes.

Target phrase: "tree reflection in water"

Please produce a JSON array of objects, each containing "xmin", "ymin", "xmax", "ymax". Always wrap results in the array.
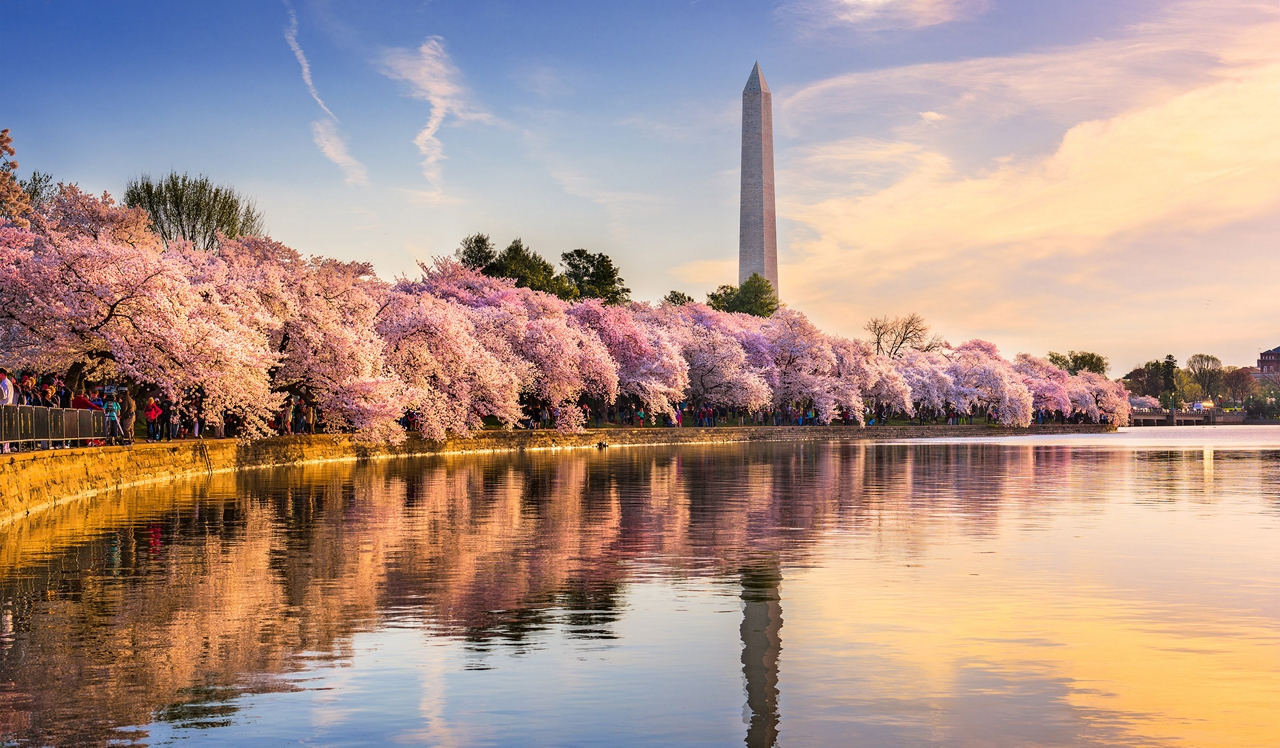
[{"xmin": 0, "ymin": 441, "xmax": 1270, "ymax": 746}]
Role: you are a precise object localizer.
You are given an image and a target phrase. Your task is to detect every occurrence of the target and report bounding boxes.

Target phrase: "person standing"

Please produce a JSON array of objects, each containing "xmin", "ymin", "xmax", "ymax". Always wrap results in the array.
[
  {"xmin": 0, "ymin": 368, "xmax": 13, "ymax": 453},
  {"xmin": 145, "ymin": 397, "xmax": 162, "ymax": 441},
  {"xmin": 119, "ymin": 390, "xmax": 136, "ymax": 446},
  {"xmin": 160, "ymin": 397, "xmax": 176, "ymax": 440},
  {"xmin": 71, "ymin": 390, "xmax": 100, "ymax": 410},
  {"xmin": 292, "ymin": 396, "xmax": 306, "ymax": 435},
  {"xmin": 102, "ymin": 394, "xmax": 122, "ymax": 445}
]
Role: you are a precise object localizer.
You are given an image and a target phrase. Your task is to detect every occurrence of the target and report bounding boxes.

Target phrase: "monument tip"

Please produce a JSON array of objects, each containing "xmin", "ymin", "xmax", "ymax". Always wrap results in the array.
[{"xmin": 745, "ymin": 62, "xmax": 769, "ymax": 94}]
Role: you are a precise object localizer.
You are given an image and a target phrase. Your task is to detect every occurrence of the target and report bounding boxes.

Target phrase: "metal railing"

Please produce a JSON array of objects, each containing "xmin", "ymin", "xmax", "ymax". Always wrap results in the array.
[{"xmin": 0, "ymin": 405, "xmax": 107, "ymax": 450}]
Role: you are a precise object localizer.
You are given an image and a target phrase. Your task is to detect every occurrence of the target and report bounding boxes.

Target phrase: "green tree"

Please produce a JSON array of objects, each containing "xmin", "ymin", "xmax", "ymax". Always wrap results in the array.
[
  {"xmin": 663, "ymin": 290, "xmax": 694, "ymax": 306},
  {"xmin": 1175, "ymin": 369, "xmax": 1203, "ymax": 404},
  {"xmin": 1048, "ymin": 350, "xmax": 1109, "ymax": 376},
  {"xmin": 20, "ymin": 171, "xmax": 55, "ymax": 208},
  {"xmin": 561, "ymin": 248, "xmax": 630, "ymax": 304},
  {"xmin": 124, "ymin": 172, "xmax": 265, "ymax": 250},
  {"xmin": 1185, "ymin": 353, "xmax": 1224, "ymax": 399},
  {"xmin": 1161, "ymin": 355, "xmax": 1177, "ymax": 393},
  {"xmin": 486, "ymin": 239, "xmax": 576, "ymax": 299},
  {"xmin": 706, "ymin": 273, "xmax": 780, "ymax": 318},
  {"xmin": 1122, "ymin": 360, "xmax": 1170, "ymax": 398},
  {"xmin": 456, "ymin": 232, "xmax": 496, "ymax": 270}
]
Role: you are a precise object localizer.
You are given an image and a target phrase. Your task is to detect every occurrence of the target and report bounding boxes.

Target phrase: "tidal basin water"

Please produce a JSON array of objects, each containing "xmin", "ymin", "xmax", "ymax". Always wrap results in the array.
[{"xmin": 2, "ymin": 428, "xmax": 1279, "ymax": 747}]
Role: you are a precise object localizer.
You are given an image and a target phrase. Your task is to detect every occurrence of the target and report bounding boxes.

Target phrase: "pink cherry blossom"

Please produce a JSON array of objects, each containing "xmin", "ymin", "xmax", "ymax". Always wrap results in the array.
[
  {"xmin": 1012, "ymin": 353, "xmax": 1073, "ymax": 414},
  {"xmin": 635, "ymin": 303, "xmax": 771, "ymax": 412},
  {"xmin": 409, "ymin": 259, "xmax": 618, "ymax": 431},
  {"xmin": 378, "ymin": 287, "xmax": 523, "ymax": 439},
  {"xmin": 948, "ymin": 340, "xmax": 1034, "ymax": 427},
  {"xmin": 568, "ymin": 299, "xmax": 688, "ymax": 417},
  {"xmin": 1070, "ymin": 371, "xmax": 1132, "ymax": 426},
  {"xmin": 1129, "ymin": 395, "xmax": 1161, "ymax": 409},
  {"xmin": 894, "ymin": 349, "xmax": 954, "ymax": 415},
  {"xmin": 0, "ymin": 222, "xmax": 279, "ymax": 435}
]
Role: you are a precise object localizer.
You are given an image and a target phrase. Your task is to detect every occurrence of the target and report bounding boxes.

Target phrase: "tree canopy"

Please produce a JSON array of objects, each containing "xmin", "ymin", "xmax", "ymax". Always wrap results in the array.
[
  {"xmin": 1224, "ymin": 367, "xmax": 1258, "ymax": 402},
  {"xmin": 561, "ymin": 248, "xmax": 630, "ymax": 304},
  {"xmin": 1048, "ymin": 350, "xmax": 1109, "ymax": 376},
  {"xmin": 483, "ymin": 238, "xmax": 576, "ymax": 299},
  {"xmin": 1122, "ymin": 359, "xmax": 1171, "ymax": 398},
  {"xmin": 457, "ymin": 235, "xmax": 632, "ymax": 305},
  {"xmin": 663, "ymin": 290, "xmax": 694, "ymax": 306},
  {"xmin": 1186, "ymin": 353, "xmax": 1224, "ymax": 398},
  {"xmin": 706, "ymin": 273, "xmax": 779, "ymax": 317},
  {"xmin": 124, "ymin": 172, "xmax": 265, "ymax": 250},
  {"xmin": 456, "ymin": 232, "xmax": 497, "ymax": 270}
]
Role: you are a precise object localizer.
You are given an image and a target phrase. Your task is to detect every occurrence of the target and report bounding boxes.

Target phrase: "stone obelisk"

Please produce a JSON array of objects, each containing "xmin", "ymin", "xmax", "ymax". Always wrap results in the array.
[{"xmin": 739, "ymin": 62, "xmax": 779, "ymax": 297}]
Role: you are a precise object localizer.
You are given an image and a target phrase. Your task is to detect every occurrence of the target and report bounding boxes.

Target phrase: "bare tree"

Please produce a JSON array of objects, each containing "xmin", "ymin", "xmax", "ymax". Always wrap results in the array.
[
  {"xmin": 864, "ymin": 313, "xmax": 944, "ymax": 358},
  {"xmin": 1223, "ymin": 367, "xmax": 1258, "ymax": 403}
]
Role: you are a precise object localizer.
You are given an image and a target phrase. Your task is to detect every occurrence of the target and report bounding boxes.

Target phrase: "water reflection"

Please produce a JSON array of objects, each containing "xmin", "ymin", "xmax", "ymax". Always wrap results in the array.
[
  {"xmin": 0, "ymin": 439, "xmax": 1277, "ymax": 746},
  {"xmin": 741, "ymin": 559, "xmax": 782, "ymax": 748}
]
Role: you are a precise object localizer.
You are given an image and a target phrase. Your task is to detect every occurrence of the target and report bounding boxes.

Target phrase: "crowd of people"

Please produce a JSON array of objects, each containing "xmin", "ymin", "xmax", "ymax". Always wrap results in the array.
[{"xmin": 0, "ymin": 366, "xmax": 272, "ymax": 452}]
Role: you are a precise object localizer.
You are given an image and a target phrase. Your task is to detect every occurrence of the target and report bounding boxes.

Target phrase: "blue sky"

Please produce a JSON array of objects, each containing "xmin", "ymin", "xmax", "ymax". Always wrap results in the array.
[{"xmin": 5, "ymin": 0, "xmax": 1278, "ymax": 370}]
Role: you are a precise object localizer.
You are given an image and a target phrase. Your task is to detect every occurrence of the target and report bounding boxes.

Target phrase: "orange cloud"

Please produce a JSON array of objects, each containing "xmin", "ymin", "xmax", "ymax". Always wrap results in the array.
[{"xmin": 776, "ymin": 1, "xmax": 1280, "ymax": 367}]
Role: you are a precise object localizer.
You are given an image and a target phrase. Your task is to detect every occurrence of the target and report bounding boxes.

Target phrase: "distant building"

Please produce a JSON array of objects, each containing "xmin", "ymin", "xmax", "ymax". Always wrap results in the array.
[{"xmin": 1260, "ymin": 347, "xmax": 1280, "ymax": 375}]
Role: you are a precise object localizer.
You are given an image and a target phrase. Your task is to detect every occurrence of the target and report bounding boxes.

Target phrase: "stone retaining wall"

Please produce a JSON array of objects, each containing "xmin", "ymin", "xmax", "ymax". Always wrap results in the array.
[{"xmin": 0, "ymin": 423, "xmax": 1114, "ymax": 527}]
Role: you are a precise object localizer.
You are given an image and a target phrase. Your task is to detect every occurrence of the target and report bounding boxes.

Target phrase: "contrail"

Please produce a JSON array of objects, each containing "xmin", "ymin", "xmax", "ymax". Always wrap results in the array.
[{"xmin": 284, "ymin": 1, "xmax": 337, "ymax": 121}]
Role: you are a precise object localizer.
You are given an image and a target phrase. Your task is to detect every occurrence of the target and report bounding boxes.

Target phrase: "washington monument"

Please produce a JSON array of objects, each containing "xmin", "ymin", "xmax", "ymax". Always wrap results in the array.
[{"xmin": 739, "ymin": 62, "xmax": 779, "ymax": 296}]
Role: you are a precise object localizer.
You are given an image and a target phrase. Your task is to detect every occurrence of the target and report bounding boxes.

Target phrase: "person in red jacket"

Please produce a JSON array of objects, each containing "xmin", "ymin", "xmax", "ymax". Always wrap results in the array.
[
  {"xmin": 70, "ymin": 391, "xmax": 103, "ymax": 411},
  {"xmin": 145, "ymin": 397, "xmax": 163, "ymax": 441}
]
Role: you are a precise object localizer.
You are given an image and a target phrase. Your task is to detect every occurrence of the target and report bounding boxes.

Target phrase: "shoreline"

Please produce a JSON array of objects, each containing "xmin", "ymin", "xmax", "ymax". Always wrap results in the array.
[{"xmin": 1, "ymin": 423, "xmax": 1114, "ymax": 528}]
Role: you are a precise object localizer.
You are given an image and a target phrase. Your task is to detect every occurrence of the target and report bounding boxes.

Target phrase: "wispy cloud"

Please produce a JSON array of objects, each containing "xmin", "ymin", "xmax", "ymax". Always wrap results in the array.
[
  {"xmin": 284, "ymin": 2, "xmax": 336, "ymax": 120},
  {"xmin": 312, "ymin": 119, "xmax": 369, "ymax": 186},
  {"xmin": 770, "ymin": 0, "xmax": 1280, "ymax": 365},
  {"xmin": 381, "ymin": 37, "xmax": 492, "ymax": 189},
  {"xmin": 283, "ymin": 1, "xmax": 369, "ymax": 186},
  {"xmin": 786, "ymin": 0, "xmax": 991, "ymax": 30}
]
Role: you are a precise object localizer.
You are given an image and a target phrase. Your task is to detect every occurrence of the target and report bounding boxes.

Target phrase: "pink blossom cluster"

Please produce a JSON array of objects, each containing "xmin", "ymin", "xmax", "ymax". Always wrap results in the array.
[
  {"xmin": 0, "ymin": 188, "xmax": 1131, "ymax": 441},
  {"xmin": 1128, "ymin": 394, "xmax": 1161, "ymax": 410}
]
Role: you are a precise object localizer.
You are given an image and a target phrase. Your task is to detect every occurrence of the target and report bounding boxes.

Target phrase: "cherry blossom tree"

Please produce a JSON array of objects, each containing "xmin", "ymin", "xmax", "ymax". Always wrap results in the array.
[
  {"xmin": 1129, "ymin": 394, "xmax": 1161, "ymax": 409},
  {"xmin": 636, "ymin": 303, "xmax": 771, "ymax": 412},
  {"xmin": 1012, "ymin": 353, "xmax": 1073, "ymax": 416},
  {"xmin": 568, "ymin": 299, "xmax": 688, "ymax": 417},
  {"xmin": 192, "ymin": 235, "xmax": 407, "ymax": 440},
  {"xmin": 1070, "ymin": 371, "xmax": 1132, "ymax": 426},
  {"xmin": 34, "ymin": 183, "xmax": 156, "ymax": 249},
  {"xmin": 947, "ymin": 340, "xmax": 1034, "ymax": 427},
  {"xmin": 377, "ymin": 287, "xmax": 522, "ymax": 439},
  {"xmin": 833, "ymin": 337, "xmax": 913, "ymax": 423},
  {"xmin": 3, "ymin": 183, "xmax": 1136, "ymax": 441},
  {"xmin": 894, "ymin": 348, "xmax": 954, "ymax": 417},
  {"xmin": 0, "ymin": 221, "xmax": 279, "ymax": 435},
  {"xmin": 410, "ymin": 259, "xmax": 618, "ymax": 431}
]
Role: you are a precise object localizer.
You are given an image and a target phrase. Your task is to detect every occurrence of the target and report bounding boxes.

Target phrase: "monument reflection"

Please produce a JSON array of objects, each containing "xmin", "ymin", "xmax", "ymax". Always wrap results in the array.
[{"xmin": 740, "ymin": 559, "xmax": 782, "ymax": 748}]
